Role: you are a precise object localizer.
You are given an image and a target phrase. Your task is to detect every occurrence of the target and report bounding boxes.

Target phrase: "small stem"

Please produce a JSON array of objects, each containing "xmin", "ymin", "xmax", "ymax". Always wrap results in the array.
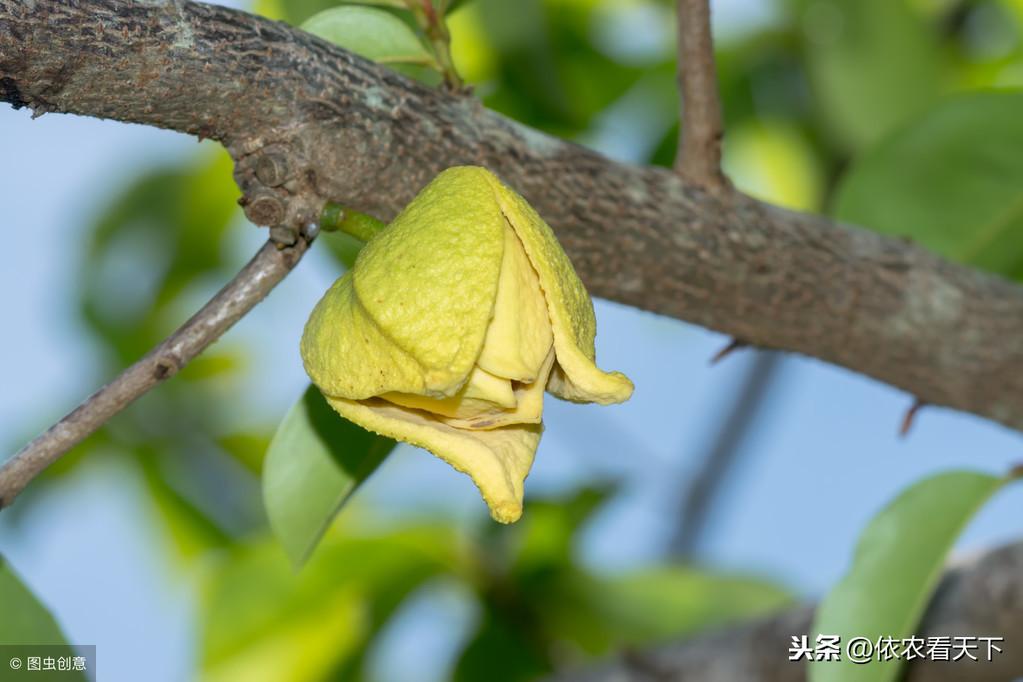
[
  {"xmin": 0, "ymin": 237, "xmax": 311, "ymax": 509},
  {"xmin": 675, "ymin": 0, "xmax": 728, "ymax": 189},
  {"xmin": 407, "ymin": 0, "xmax": 463, "ymax": 90},
  {"xmin": 320, "ymin": 202, "xmax": 387, "ymax": 242}
]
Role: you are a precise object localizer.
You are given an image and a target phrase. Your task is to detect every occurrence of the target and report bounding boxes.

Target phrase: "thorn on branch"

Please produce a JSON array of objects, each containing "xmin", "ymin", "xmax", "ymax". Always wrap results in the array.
[
  {"xmin": 710, "ymin": 337, "xmax": 748, "ymax": 365},
  {"xmin": 900, "ymin": 398, "xmax": 927, "ymax": 437}
]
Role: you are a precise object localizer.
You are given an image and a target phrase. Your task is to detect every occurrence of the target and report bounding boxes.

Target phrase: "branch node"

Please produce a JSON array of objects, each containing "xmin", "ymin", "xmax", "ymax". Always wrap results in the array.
[
  {"xmin": 255, "ymin": 153, "xmax": 290, "ymax": 187},
  {"xmin": 269, "ymin": 225, "xmax": 299, "ymax": 246},
  {"xmin": 244, "ymin": 192, "xmax": 286, "ymax": 226},
  {"xmin": 152, "ymin": 358, "xmax": 179, "ymax": 380}
]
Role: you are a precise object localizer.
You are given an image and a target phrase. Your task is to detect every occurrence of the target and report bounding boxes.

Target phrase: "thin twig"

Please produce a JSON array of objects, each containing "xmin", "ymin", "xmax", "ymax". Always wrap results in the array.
[
  {"xmin": 674, "ymin": 0, "xmax": 728, "ymax": 188},
  {"xmin": 0, "ymin": 237, "xmax": 311, "ymax": 509},
  {"xmin": 669, "ymin": 352, "xmax": 782, "ymax": 558}
]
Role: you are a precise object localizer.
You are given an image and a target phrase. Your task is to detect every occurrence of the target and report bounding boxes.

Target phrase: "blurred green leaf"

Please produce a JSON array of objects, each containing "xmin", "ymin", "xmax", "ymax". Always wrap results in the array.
[
  {"xmin": 264, "ymin": 386, "xmax": 396, "ymax": 566},
  {"xmin": 82, "ymin": 149, "xmax": 239, "ymax": 362},
  {"xmin": 809, "ymin": 470, "xmax": 1015, "ymax": 682},
  {"xmin": 0, "ymin": 557, "xmax": 74, "ymax": 647},
  {"xmin": 472, "ymin": 0, "xmax": 648, "ymax": 135},
  {"xmin": 452, "ymin": 485, "xmax": 792, "ymax": 679},
  {"xmin": 141, "ymin": 455, "xmax": 233, "ymax": 561},
  {"xmin": 344, "ymin": 0, "xmax": 407, "ymax": 8},
  {"xmin": 302, "ymin": 6, "xmax": 441, "ymax": 75},
  {"xmin": 254, "ymin": 0, "xmax": 347, "ymax": 25},
  {"xmin": 218, "ymin": 432, "xmax": 274, "ymax": 475},
  {"xmin": 443, "ymin": 0, "xmax": 475, "ymax": 15},
  {"xmin": 592, "ymin": 567, "xmax": 791, "ymax": 645},
  {"xmin": 202, "ymin": 524, "xmax": 463, "ymax": 682},
  {"xmin": 836, "ymin": 91, "xmax": 1023, "ymax": 280},
  {"xmin": 795, "ymin": 0, "xmax": 943, "ymax": 150},
  {"xmin": 453, "ymin": 614, "xmax": 549, "ymax": 682}
]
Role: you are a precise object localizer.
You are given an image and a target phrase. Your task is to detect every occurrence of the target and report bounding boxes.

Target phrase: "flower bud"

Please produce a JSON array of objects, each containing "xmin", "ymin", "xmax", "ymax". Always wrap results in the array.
[{"xmin": 301, "ymin": 167, "xmax": 633, "ymax": 522}]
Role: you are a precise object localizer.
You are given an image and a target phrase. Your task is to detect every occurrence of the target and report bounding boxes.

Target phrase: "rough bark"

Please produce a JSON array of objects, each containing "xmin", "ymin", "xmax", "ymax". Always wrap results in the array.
[
  {"xmin": 553, "ymin": 542, "xmax": 1023, "ymax": 682},
  {"xmin": 2, "ymin": 0, "xmax": 1023, "ymax": 434}
]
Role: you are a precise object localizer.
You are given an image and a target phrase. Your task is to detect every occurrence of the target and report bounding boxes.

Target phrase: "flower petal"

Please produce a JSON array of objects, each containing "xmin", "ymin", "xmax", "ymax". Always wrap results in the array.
[
  {"xmin": 484, "ymin": 173, "xmax": 634, "ymax": 405},
  {"xmin": 301, "ymin": 273, "xmax": 429, "ymax": 399},
  {"xmin": 443, "ymin": 347, "xmax": 555, "ymax": 431},
  {"xmin": 352, "ymin": 167, "xmax": 506, "ymax": 393},
  {"xmin": 476, "ymin": 224, "xmax": 554, "ymax": 383},
  {"xmin": 383, "ymin": 365, "xmax": 516, "ymax": 418},
  {"xmin": 325, "ymin": 395, "xmax": 541, "ymax": 523}
]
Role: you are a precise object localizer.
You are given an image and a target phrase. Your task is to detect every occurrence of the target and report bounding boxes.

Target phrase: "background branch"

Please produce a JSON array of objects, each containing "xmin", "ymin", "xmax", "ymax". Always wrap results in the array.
[
  {"xmin": 674, "ymin": 0, "xmax": 727, "ymax": 186},
  {"xmin": 0, "ymin": 238, "xmax": 311, "ymax": 508},
  {"xmin": 553, "ymin": 541, "xmax": 1023, "ymax": 682},
  {"xmin": 668, "ymin": 351, "xmax": 783, "ymax": 558},
  {"xmin": 2, "ymin": 0, "xmax": 1023, "ymax": 436}
]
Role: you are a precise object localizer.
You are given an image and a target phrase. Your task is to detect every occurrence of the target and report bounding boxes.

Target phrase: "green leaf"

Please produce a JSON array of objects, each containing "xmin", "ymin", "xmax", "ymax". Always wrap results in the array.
[
  {"xmin": 835, "ymin": 91, "xmax": 1023, "ymax": 280},
  {"xmin": 344, "ymin": 0, "xmax": 407, "ymax": 8},
  {"xmin": 796, "ymin": 0, "xmax": 942, "ymax": 150},
  {"xmin": 263, "ymin": 386, "xmax": 396, "ymax": 566},
  {"xmin": 301, "ymin": 6, "xmax": 439, "ymax": 68},
  {"xmin": 0, "ymin": 557, "xmax": 73, "ymax": 646},
  {"xmin": 809, "ymin": 470, "xmax": 1016, "ymax": 682},
  {"xmin": 201, "ymin": 525, "xmax": 462, "ymax": 681},
  {"xmin": 442, "ymin": 0, "xmax": 475, "ymax": 15},
  {"xmin": 453, "ymin": 614, "xmax": 550, "ymax": 682},
  {"xmin": 593, "ymin": 567, "xmax": 792, "ymax": 645}
]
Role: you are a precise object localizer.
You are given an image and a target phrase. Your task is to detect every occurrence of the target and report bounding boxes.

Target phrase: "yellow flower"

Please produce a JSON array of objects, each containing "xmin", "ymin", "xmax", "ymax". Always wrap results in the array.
[{"xmin": 301, "ymin": 167, "xmax": 633, "ymax": 523}]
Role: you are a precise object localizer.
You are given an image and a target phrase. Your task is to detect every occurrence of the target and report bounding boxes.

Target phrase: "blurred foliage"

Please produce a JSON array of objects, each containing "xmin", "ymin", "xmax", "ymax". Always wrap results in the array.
[
  {"xmin": 810, "ymin": 470, "xmax": 1018, "ymax": 682},
  {"xmin": 201, "ymin": 487, "xmax": 790, "ymax": 682},
  {"xmin": 0, "ymin": 556, "xmax": 76, "ymax": 648},
  {"xmin": 836, "ymin": 91, "xmax": 1023, "ymax": 281},
  {"xmin": 8, "ymin": 0, "xmax": 1023, "ymax": 679},
  {"xmin": 13, "ymin": 146, "xmax": 271, "ymax": 560}
]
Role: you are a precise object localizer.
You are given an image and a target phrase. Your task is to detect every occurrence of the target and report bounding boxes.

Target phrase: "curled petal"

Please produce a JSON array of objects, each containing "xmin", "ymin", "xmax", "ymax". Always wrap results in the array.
[
  {"xmin": 325, "ymin": 396, "xmax": 541, "ymax": 523},
  {"xmin": 484, "ymin": 173, "xmax": 634, "ymax": 405},
  {"xmin": 476, "ymin": 224, "xmax": 554, "ymax": 383},
  {"xmin": 444, "ymin": 348, "xmax": 556, "ymax": 430}
]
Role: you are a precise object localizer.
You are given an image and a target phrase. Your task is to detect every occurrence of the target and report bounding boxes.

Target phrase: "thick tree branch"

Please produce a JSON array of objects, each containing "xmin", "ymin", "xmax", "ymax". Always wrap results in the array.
[
  {"xmin": 554, "ymin": 541, "xmax": 1023, "ymax": 682},
  {"xmin": 2, "ymin": 0, "xmax": 1023, "ymax": 434},
  {"xmin": 674, "ymin": 0, "xmax": 727, "ymax": 186},
  {"xmin": 0, "ymin": 238, "xmax": 311, "ymax": 509}
]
